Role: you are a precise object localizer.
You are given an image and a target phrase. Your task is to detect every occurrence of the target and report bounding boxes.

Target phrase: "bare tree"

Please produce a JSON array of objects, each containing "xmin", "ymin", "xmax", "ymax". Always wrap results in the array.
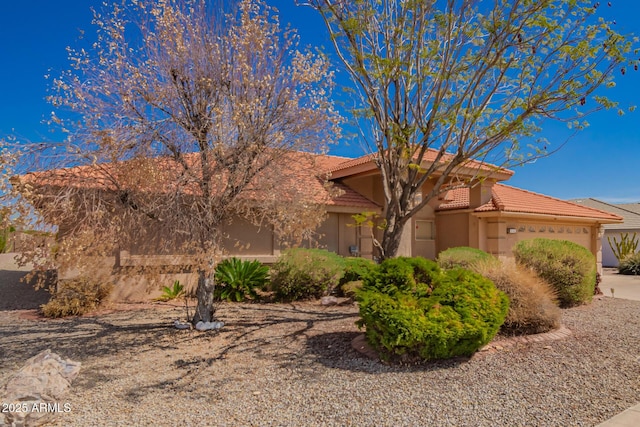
[
  {"xmin": 301, "ymin": 0, "xmax": 636, "ymax": 258},
  {"xmin": 3, "ymin": 0, "xmax": 340, "ymax": 323}
]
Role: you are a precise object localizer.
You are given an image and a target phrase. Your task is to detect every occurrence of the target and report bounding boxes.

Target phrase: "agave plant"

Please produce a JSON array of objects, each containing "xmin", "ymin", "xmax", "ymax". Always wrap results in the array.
[
  {"xmin": 157, "ymin": 280, "xmax": 185, "ymax": 302},
  {"xmin": 214, "ymin": 258, "xmax": 269, "ymax": 302}
]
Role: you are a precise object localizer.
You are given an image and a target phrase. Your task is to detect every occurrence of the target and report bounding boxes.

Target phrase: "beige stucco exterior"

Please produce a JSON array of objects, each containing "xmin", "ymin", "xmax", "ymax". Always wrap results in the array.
[
  {"xmin": 38, "ymin": 152, "xmax": 620, "ymax": 302},
  {"xmin": 435, "ymin": 209, "xmax": 606, "ymax": 274}
]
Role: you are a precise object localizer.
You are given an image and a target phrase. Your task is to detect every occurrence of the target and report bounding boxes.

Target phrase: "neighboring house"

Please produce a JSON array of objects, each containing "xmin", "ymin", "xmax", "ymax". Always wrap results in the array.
[
  {"xmin": 570, "ymin": 198, "xmax": 640, "ymax": 267},
  {"xmin": 14, "ymin": 149, "xmax": 622, "ymax": 300}
]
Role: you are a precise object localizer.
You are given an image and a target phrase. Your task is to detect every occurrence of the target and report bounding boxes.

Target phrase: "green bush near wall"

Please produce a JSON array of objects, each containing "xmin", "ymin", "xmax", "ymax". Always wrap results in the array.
[
  {"xmin": 436, "ymin": 246, "xmax": 498, "ymax": 270},
  {"xmin": 340, "ymin": 257, "xmax": 375, "ymax": 285},
  {"xmin": 356, "ymin": 257, "xmax": 508, "ymax": 362},
  {"xmin": 270, "ymin": 248, "xmax": 346, "ymax": 301},
  {"xmin": 513, "ymin": 238, "xmax": 596, "ymax": 307}
]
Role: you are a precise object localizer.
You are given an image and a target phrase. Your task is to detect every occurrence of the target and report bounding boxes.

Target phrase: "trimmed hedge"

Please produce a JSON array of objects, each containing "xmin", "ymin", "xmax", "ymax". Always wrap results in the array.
[
  {"xmin": 270, "ymin": 248, "xmax": 345, "ymax": 301},
  {"xmin": 513, "ymin": 238, "xmax": 596, "ymax": 307},
  {"xmin": 437, "ymin": 246, "xmax": 498, "ymax": 270},
  {"xmin": 356, "ymin": 257, "xmax": 508, "ymax": 362}
]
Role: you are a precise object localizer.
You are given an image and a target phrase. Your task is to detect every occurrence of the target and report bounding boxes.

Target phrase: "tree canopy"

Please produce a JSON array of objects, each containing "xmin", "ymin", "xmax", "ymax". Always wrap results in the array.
[
  {"xmin": 3, "ymin": 0, "xmax": 340, "ymax": 322},
  {"xmin": 301, "ymin": 0, "xmax": 638, "ymax": 258}
]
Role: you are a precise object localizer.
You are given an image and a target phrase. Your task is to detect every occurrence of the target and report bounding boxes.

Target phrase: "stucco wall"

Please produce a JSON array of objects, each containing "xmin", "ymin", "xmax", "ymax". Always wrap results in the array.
[
  {"xmin": 315, "ymin": 212, "xmax": 359, "ymax": 257},
  {"xmin": 435, "ymin": 212, "xmax": 470, "ymax": 253},
  {"xmin": 502, "ymin": 220, "xmax": 593, "ymax": 257},
  {"xmin": 221, "ymin": 217, "xmax": 275, "ymax": 256}
]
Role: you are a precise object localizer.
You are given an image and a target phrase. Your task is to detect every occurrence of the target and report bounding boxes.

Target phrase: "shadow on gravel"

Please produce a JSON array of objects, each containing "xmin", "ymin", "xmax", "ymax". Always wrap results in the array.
[
  {"xmin": 304, "ymin": 332, "xmax": 471, "ymax": 374},
  {"xmin": 0, "ymin": 309, "xmax": 209, "ymax": 369},
  {"xmin": 0, "ymin": 270, "xmax": 51, "ymax": 311}
]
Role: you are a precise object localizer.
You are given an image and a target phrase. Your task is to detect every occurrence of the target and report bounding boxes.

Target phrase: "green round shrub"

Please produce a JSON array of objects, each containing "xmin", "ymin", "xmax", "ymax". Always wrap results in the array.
[
  {"xmin": 513, "ymin": 238, "xmax": 596, "ymax": 307},
  {"xmin": 356, "ymin": 257, "xmax": 508, "ymax": 362},
  {"xmin": 340, "ymin": 257, "xmax": 375, "ymax": 285},
  {"xmin": 270, "ymin": 248, "xmax": 345, "ymax": 301},
  {"xmin": 437, "ymin": 246, "xmax": 497, "ymax": 270}
]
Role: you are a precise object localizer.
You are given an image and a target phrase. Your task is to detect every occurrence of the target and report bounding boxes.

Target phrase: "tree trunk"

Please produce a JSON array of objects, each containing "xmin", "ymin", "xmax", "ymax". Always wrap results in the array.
[
  {"xmin": 380, "ymin": 211, "xmax": 409, "ymax": 260},
  {"xmin": 192, "ymin": 269, "xmax": 216, "ymax": 324}
]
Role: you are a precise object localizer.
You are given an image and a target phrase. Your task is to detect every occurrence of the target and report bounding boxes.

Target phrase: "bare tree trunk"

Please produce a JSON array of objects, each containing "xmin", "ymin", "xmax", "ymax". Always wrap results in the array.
[
  {"xmin": 380, "ymin": 211, "xmax": 408, "ymax": 260},
  {"xmin": 192, "ymin": 270, "xmax": 215, "ymax": 323}
]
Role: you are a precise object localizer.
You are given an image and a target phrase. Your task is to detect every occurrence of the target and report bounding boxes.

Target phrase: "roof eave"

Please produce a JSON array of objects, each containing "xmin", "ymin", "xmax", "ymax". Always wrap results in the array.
[{"xmin": 471, "ymin": 210, "xmax": 623, "ymax": 224}]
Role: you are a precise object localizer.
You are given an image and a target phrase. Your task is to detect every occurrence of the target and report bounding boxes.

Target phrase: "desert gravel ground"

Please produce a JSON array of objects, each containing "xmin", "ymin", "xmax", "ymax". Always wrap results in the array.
[{"xmin": 0, "ymin": 295, "xmax": 639, "ymax": 427}]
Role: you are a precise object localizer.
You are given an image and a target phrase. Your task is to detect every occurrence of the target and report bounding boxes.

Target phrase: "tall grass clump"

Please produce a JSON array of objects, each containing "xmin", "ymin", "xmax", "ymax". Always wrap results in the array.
[
  {"xmin": 474, "ymin": 260, "xmax": 561, "ymax": 335},
  {"xmin": 437, "ymin": 246, "xmax": 498, "ymax": 270}
]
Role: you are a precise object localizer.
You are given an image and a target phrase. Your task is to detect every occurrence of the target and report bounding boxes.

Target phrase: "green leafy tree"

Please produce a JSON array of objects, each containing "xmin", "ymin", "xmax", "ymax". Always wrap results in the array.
[{"xmin": 301, "ymin": 0, "xmax": 637, "ymax": 258}]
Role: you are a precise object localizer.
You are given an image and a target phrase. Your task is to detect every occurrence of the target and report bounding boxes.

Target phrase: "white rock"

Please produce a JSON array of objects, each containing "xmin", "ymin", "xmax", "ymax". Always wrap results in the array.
[
  {"xmin": 174, "ymin": 320, "xmax": 191, "ymax": 330},
  {"xmin": 321, "ymin": 296, "xmax": 339, "ymax": 306},
  {"xmin": 195, "ymin": 321, "xmax": 224, "ymax": 331}
]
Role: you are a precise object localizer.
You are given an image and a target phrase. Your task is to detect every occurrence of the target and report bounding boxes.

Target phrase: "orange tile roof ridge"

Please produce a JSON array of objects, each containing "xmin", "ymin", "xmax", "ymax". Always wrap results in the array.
[
  {"xmin": 437, "ymin": 183, "xmax": 623, "ymax": 221},
  {"xmin": 326, "ymin": 153, "xmax": 377, "ymax": 173},
  {"xmin": 488, "ymin": 183, "xmax": 506, "ymax": 211},
  {"xmin": 327, "ymin": 148, "xmax": 514, "ymax": 179},
  {"xmin": 491, "ymin": 183, "xmax": 623, "ymax": 220}
]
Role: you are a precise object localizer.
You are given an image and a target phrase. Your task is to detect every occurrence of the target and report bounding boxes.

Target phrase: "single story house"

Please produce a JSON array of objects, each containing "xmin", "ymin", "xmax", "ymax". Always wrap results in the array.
[
  {"xmin": 15, "ymin": 149, "xmax": 622, "ymax": 300},
  {"xmin": 320, "ymin": 152, "xmax": 621, "ymax": 273},
  {"xmin": 570, "ymin": 198, "xmax": 640, "ymax": 267}
]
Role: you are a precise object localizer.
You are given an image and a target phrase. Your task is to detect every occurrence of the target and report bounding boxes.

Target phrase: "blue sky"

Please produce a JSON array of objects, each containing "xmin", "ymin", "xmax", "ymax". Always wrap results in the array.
[{"xmin": 1, "ymin": 1, "xmax": 639, "ymax": 202}]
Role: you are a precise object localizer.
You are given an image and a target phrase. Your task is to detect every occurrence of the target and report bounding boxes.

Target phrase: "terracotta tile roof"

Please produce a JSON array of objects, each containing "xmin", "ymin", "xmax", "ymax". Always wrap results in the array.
[
  {"xmin": 15, "ymin": 151, "xmax": 379, "ymax": 210},
  {"xmin": 438, "ymin": 184, "xmax": 623, "ymax": 222},
  {"xmin": 329, "ymin": 181, "xmax": 380, "ymax": 209},
  {"xmin": 327, "ymin": 153, "xmax": 377, "ymax": 173},
  {"xmin": 328, "ymin": 148, "xmax": 513, "ymax": 180}
]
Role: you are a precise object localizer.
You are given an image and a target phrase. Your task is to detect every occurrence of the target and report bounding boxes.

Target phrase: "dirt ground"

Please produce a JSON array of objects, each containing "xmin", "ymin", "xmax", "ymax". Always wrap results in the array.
[{"xmin": 1, "ymin": 254, "xmax": 639, "ymax": 426}]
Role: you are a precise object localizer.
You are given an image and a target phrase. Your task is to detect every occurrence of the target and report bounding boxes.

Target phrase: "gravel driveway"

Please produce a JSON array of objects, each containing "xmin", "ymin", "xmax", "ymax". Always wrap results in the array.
[{"xmin": 1, "ymin": 295, "xmax": 639, "ymax": 426}]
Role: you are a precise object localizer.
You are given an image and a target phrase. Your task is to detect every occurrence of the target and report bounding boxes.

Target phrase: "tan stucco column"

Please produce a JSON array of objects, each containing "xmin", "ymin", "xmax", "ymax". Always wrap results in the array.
[
  {"xmin": 593, "ymin": 225, "xmax": 604, "ymax": 276},
  {"xmin": 485, "ymin": 218, "xmax": 508, "ymax": 258}
]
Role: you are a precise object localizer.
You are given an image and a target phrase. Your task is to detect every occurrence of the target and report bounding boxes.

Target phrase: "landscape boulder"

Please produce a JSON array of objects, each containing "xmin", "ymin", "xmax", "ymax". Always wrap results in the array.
[{"xmin": 0, "ymin": 350, "xmax": 80, "ymax": 427}]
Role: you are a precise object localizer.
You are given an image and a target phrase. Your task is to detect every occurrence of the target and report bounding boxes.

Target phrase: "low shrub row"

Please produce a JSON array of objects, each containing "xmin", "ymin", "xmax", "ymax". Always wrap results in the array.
[
  {"xmin": 214, "ymin": 249, "xmax": 375, "ymax": 302},
  {"xmin": 42, "ymin": 239, "xmax": 595, "ymax": 366}
]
